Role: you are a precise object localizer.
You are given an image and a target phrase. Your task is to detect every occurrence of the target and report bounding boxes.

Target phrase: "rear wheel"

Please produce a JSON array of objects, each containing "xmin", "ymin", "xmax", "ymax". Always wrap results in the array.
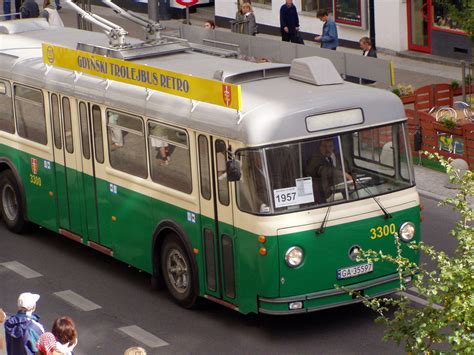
[
  {"xmin": 0, "ymin": 170, "xmax": 27, "ymax": 233},
  {"xmin": 161, "ymin": 234, "xmax": 198, "ymax": 308}
]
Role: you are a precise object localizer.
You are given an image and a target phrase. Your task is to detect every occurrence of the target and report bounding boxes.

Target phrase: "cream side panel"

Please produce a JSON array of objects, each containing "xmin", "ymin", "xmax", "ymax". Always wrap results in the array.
[{"xmin": 234, "ymin": 187, "xmax": 420, "ymax": 236}]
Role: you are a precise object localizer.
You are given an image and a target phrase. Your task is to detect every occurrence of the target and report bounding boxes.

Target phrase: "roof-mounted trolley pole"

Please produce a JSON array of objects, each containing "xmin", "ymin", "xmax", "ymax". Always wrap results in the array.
[
  {"xmin": 63, "ymin": 0, "xmax": 129, "ymax": 48},
  {"xmin": 102, "ymin": 0, "xmax": 164, "ymax": 42}
]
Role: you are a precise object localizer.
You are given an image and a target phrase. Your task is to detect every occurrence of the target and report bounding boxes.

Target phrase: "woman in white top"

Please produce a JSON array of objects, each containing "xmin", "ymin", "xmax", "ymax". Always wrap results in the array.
[{"xmin": 42, "ymin": 0, "xmax": 64, "ymax": 27}]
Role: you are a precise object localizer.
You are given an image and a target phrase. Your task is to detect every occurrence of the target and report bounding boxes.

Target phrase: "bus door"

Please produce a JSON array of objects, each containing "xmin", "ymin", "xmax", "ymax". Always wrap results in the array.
[
  {"xmin": 77, "ymin": 102, "xmax": 100, "ymax": 244},
  {"xmin": 49, "ymin": 94, "xmax": 83, "ymax": 236},
  {"xmin": 197, "ymin": 135, "xmax": 237, "ymax": 302}
]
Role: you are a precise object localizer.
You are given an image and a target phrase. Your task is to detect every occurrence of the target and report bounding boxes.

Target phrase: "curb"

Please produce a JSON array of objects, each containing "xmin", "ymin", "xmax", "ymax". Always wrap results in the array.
[{"xmin": 416, "ymin": 189, "xmax": 448, "ymax": 202}]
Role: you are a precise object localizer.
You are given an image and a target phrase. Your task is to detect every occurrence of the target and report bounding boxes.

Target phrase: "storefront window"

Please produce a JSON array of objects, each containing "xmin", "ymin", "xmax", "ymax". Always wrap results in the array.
[
  {"xmin": 252, "ymin": 0, "xmax": 272, "ymax": 5},
  {"xmin": 301, "ymin": 0, "xmax": 332, "ymax": 13},
  {"xmin": 433, "ymin": 1, "xmax": 465, "ymax": 31}
]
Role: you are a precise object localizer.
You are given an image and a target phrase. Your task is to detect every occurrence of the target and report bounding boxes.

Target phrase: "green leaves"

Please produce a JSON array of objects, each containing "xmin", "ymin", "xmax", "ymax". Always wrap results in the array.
[{"xmin": 348, "ymin": 154, "xmax": 474, "ymax": 353}]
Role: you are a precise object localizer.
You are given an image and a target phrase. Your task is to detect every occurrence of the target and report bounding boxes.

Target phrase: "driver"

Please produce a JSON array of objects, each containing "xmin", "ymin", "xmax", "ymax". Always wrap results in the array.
[{"xmin": 305, "ymin": 139, "xmax": 352, "ymax": 202}]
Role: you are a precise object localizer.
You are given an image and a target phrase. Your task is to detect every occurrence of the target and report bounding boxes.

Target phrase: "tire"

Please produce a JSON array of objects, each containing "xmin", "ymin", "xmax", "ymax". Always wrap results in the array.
[
  {"xmin": 160, "ymin": 234, "xmax": 198, "ymax": 308},
  {"xmin": 0, "ymin": 170, "xmax": 27, "ymax": 233}
]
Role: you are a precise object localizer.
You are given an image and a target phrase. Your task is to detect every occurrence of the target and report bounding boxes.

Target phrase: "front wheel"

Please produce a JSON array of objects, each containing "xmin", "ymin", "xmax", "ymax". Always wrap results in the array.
[
  {"xmin": 160, "ymin": 234, "xmax": 198, "ymax": 308},
  {"xmin": 0, "ymin": 170, "xmax": 27, "ymax": 233}
]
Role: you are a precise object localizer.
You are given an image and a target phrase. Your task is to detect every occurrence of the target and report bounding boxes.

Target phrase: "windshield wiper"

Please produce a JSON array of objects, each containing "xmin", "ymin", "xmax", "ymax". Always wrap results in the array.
[
  {"xmin": 316, "ymin": 206, "xmax": 331, "ymax": 235},
  {"xmin": 354, "ymin": 177, "xmax": 392, "ymax": 219}
]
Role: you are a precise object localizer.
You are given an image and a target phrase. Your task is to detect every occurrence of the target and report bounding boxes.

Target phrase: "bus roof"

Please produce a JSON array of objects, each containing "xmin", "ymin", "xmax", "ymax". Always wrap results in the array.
[{"xmin": 0, "ymin": 19, "xmax": 406, "ymax": 146}]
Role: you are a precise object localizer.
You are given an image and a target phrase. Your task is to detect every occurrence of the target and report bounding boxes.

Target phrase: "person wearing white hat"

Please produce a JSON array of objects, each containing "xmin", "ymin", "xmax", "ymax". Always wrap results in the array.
[{"xmin": 4, "ymin": 292, "xmax": 44, "ymax": 355}]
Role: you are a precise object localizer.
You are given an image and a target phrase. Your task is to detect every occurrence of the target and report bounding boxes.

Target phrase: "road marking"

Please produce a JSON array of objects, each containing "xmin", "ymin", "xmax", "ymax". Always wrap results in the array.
[
  {"xmin": 400, "ymin": 292, "xmax": 443, "ymax": 310},
  {"xmin": 118, "ymin": 325, "xmax": 169, "ymax": 348},
  {"xmin": 0, "ymin": 261, "xmax": 42, "ymax": 279},
  {"xmin": 53, "ymin": 290, "xmax": 101, "ymax": 311}
]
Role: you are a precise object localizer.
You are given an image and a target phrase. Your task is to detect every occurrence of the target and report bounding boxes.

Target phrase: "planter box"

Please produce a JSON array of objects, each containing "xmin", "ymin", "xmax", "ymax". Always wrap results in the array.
[
  {"xmin": 433, "ymin": 122, "xmax": 464, "ymax": 136},
  {"xmin": 400, "ymin": 95, "xmax": 415, "ymax": 105},
  {"xmin": 453, "ymin": 84, "xmax": 474, "ymax": 97}
]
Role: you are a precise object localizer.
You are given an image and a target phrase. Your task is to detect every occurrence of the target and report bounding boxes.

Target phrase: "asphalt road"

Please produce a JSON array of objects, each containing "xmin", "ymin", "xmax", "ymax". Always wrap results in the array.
[{"xmin": 0, "ymin": 196, "xmax": 459, "ymax": 354}]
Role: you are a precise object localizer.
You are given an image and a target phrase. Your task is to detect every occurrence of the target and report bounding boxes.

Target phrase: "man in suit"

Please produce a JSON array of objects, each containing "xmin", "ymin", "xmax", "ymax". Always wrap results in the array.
[
  {"xmin": 359, "ymin": 37, "xmax": 377, "ymax": 57},
  {"xmin": 359, "ymin": 37, "xmax": 377, "ymax": 84},
  {"xmin": 305, "ymin": 139, "xmax": 352, "ymax": 202}
]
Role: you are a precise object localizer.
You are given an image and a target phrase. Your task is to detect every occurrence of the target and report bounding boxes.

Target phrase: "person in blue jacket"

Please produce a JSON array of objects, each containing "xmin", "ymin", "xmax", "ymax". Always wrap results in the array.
[
  {"xmin": 314, "ymin": 9, "xmax": 338, "ymax": 50},
  {"xmin": 4, "ymin": 292, "xmax": 44, "ymax": 355},
  {"xmin": 280, "ymin": 0, "xmax": 300, "ymax": 43}
]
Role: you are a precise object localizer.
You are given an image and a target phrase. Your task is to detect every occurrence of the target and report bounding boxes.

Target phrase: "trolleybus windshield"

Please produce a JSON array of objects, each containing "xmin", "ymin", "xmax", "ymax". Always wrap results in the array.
[{"xmin": 236, "ymin": 122, "xmax": 414, "ymax": 214}]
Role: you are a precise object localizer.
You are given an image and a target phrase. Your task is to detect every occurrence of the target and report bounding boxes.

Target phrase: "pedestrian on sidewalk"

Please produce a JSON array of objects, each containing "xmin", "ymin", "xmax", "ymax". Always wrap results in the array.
[
  {"xmin": 314, "ymin": 9, "xmax": 338, "ymax": 50},
  {"xmin": 280, "ymin": 0, "xmax": 301, "ymax": 43},
  {"xmin": 204, "ymin": 20, "xmax": 215, "ymax": 30},
  {"xmin": 20, "ymin": 0, "xmax": 40, "ymax": 18},
  {"xmin": 4, "ymin": 292, "xmax": 45, "ymax": 355},
  {"xmin": 51, "ymin": 317, "xmax": 77, "ymax": 355},
  {"xmin": 0, "ymin": 308, "xmax": 6, "ymax": 353},
  {"xmin": 36, "ymin": 332, "xmax": 57, "ymax": 355},
  {"xmin": 2, "ymin": 0, "xmax": 21, "ymax": 20},
  {"xmin": 241, "ymin": 3, "xmax": 257, "ymax": 36},
  {"xmin": 359, "ymin": 36, "xmax": 377, "ymax": 58},
  {"xmin": 42, "ymin": 0, "xmax": 64, "ymax": 26}
]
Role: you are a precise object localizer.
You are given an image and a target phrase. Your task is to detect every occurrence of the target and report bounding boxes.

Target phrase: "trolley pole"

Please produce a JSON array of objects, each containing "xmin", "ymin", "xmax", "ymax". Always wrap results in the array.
[{"xmin": 148, "ymin": 0, "xmax": 159, "ymax": 22}]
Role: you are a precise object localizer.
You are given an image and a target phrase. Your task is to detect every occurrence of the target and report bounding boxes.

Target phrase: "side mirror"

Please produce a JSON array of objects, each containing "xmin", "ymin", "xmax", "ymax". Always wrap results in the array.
[{"xmin": 226, "ymin": 160, "xmax": 241, "ymax": 182}]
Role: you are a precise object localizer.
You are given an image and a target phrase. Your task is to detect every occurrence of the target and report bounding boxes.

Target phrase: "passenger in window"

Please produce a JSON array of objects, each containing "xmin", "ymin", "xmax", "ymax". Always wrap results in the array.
[
  {"xmin": 108, "ymin": 112, "xmax": 123, "ymax": 150},
  {"xmin": 150, "ymin": 126, "xmax": 170, "ymax": 166},
  {"xmin": 305, "ymin": 139, "xmax": 352, "ymax": 202}
]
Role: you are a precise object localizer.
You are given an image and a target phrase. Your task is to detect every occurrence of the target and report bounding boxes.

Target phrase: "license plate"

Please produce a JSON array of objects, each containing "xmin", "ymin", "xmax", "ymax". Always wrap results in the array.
[{"xmin": 337, "ymin": 263, "xmax": 374, "ymax": 280}]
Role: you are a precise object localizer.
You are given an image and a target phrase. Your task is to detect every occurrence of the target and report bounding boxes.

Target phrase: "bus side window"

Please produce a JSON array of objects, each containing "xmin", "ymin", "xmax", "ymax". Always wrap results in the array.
[
  {"xmin": 215, "ymin": 139, "xmax": 229, "ymax": 206},
  {"xmin": 79, "ymin": 102, "xmax": 90, "ymax": 160},
  {"xmin": 14, "ymin": 84, "xmax": 47, "ymax": 145},
  {"xmin": 0, "ymin": 80, "xmax": 15, "ymax": 134},
  {"xmin": 198, "ymin": 135, "xmax": 211, "ymax": 200},
  {"xmin": 148, "ymin": 121, "xmax": 192, "ymax": 194},
  {"xmin": 106, "ymin": 110, "xmax": 147, "ymax": 178},
  {"xmin": 62, "ymin": 97, "xmax": 73, "ymax": 153},
  {"xmin": 92, "ymin": 105, "xmax": 104, "ymax": 164},
  {"xmin": 51, "ymin": 94, "xmax": 62, "ymax": 149}
]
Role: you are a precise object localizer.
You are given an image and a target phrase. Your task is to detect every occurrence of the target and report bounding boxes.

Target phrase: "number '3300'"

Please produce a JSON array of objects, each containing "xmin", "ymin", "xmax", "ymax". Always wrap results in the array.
[{"xmin": 369, "ymin": 223, "xmax": 396, "ymax": 240}]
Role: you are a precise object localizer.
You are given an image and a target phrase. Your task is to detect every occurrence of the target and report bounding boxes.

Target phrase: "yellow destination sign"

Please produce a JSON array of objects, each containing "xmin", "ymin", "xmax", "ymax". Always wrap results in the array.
[{"xmin": 42, "ymin": 43, "xmax": 242, "ymax": 110}]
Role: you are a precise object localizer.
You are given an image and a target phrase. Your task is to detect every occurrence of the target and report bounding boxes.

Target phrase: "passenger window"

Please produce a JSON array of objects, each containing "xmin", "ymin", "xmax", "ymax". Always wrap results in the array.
[
  {"xmin": 79, "ymin": 102, "xmax": 91, "ymax": 160},
  {"xmin": 107, "ymin": 110, "xmax": 147, "ymax": 178},
  {"xmin": 198, "ymin": 135, "xmax": 211, "ymax": 200},
  {"xmin": 51, "ymin": 94, "xmax": 61, "ymax": 149},
  {"xmin": 0, "ymin": 81, "xmax": 15, "ymax": 134},
  {"xmin": 14, "ymin": 85, "xmax": 47, "ymax": 145},
  {"xmin": 92, "ymin": 105, "xmax": 104, "ymax": 164},
  {"xmin": 62, "ymin": 97, "xmax": 73, "ymax": 153},
  {"xmin": 148, "ymin": 121, "xmax": 192, "ymax": 194},
  {"xmin": 215, "ymin": 139, "xmax": 229, "ymax": 206}
]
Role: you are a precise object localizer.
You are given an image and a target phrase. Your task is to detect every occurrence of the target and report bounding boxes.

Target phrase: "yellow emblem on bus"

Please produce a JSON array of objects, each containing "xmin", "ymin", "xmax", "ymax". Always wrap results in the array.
[{"xmin": 41, "ymin": 43, "xmax": 242, "ymax": 110}]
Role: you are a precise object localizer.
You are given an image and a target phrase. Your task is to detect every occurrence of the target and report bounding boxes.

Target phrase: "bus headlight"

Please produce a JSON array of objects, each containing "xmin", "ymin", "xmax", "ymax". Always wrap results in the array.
[
  {"xmin": 399, "ymin": 222, "xmax": 415, "ymax": 242},
  {"xmin": 285, "ymin": 246, "xmax": 304, "ymax": 268}
]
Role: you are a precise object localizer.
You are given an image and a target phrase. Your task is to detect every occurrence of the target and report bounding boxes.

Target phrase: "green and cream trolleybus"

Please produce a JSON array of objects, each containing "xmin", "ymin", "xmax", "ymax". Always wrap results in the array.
[{"xmin": 0, "ymin": 16, "xmax": 420, "ymax": 315}]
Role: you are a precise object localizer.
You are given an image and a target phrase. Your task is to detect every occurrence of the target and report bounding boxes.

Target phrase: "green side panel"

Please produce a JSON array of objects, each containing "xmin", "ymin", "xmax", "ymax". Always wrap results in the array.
[
  {"xmin": 278, "ymin": 207, "xmax": 420, "ymax": 297},
  {"xmin": 54, "ymin": 162, "xmax": 70, "ymax": 230},
  {"xmin": 82, "ymin": 172, "xmax": 99, "ymax": 243},
  {"xmin": 231, "ymin": 227, "xmax": 279, "ymax": 314},
  {"xmin": 66, "ymin": 167, "xmax": 84, "ymax": 236},
  {"xmin": 10, "ymin": 148, "xmax": 58, "ymax": 230}
]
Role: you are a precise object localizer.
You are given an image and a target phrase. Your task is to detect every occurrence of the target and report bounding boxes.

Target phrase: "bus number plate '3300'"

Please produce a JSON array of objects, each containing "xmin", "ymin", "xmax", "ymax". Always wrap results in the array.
[{"xmin": 337, "ymin": 263, "xmax": 373, "ymax": 280}]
